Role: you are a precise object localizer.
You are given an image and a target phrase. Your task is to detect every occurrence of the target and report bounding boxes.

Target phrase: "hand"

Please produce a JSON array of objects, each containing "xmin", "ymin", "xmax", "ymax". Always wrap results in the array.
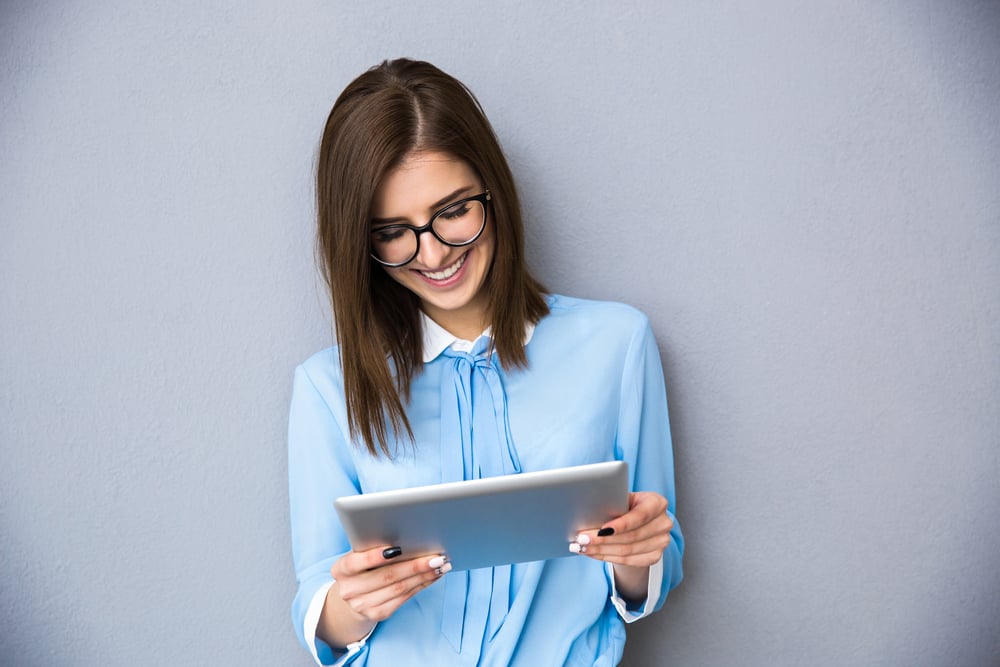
[
  {"xmin": 568, "ymin": 492, "xmax": 673, "ymax": 602},
  {"xmin": 569, "ymin": 491, "xmax": 673, "ymax": 566},
  {"xmin": 318, "ymin": 546, "xmax": 450, "ymax": 647}
]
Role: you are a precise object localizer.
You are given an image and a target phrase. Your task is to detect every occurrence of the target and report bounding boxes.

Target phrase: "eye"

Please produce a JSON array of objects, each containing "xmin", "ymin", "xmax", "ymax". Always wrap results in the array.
[
  {"xmin": 372, "ymin": 226, "xmax": 407, "ymax": 243},
  {"xmin": 438, "ymin": 201, "xmax": 472, "ymax": 221}
]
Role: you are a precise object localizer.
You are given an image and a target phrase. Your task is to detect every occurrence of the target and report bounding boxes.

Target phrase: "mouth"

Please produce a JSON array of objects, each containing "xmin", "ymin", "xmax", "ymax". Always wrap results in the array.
[{"xmin": 418, "ymin": 252, "xmax": 467, "ymax": 281}]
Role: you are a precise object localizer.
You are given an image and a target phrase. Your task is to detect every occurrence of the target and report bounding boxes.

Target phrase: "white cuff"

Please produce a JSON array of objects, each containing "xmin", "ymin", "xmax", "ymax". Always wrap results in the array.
[
  {"xmin": 607, "ymin": 556, "xmax": 663, "ymax": 623},
  {"xmin": 304, "ymin": 581, "xmax": 377, "ymax": 665}
]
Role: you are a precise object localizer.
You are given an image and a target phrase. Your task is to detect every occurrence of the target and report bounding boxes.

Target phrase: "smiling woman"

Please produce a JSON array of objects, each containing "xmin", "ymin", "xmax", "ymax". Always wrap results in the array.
[
  {"xmin": 288, "ymin": 58, "xmax": 684, "ymax": 666},
  {"xmin": 371, "ymin": 153, "xmax": 496, "ymax": 340}
]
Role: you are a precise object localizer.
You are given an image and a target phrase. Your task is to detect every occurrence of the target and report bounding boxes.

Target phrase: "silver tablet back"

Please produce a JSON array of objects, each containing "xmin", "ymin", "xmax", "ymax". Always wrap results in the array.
[{"xmin": 334, "ymin": 461, "xmax": 629, "ymax": 571}]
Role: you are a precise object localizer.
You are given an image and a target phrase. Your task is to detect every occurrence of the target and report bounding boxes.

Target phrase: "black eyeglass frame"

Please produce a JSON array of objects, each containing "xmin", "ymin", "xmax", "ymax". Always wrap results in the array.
[{"xmin": 369, "ymin": 191, "xmax": 492, "ymax": 267}]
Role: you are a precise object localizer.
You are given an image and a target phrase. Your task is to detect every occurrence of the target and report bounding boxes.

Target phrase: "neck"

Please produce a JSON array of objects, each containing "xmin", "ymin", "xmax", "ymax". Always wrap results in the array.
[{"xmin": 422, "ymin": 303, "xmax": 489, "ymax": 341}]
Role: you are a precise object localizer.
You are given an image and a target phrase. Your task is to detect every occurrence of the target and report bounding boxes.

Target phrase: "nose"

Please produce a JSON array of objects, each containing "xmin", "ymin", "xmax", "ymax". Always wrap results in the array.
[{"xmin": 413, "ymin": 229, "xmax": 451, "ymax": 268}]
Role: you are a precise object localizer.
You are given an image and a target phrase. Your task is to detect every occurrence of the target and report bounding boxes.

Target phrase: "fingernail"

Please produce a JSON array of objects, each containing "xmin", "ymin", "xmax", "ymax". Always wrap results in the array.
[
  {"xmin": 382, "ymin": 546, "xmax": 402, "ymax": 559},
  {"xmin": 575, "ymin": 533, "xmax": 592, "ymax": 545},
  {"xmin": 435, "ymin": 562, "xmax": 453, "ymax": 575},
  {"xmin": 597, "ymin": 527, "xmax": 615, "ymax": 537},
  {"xmin": 428, "ymin": 555, "xmax": 447, "ymax": 569},
  {"xmin": 569, "ymin": 542, "xmax": 582, "ymax": 554}
]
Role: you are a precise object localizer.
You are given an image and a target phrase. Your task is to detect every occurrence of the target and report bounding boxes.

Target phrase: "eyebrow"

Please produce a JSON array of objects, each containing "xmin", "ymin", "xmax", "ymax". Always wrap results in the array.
[{"xmin": 371, "ymin": 185, "xmax": 477, "ymax": 226}]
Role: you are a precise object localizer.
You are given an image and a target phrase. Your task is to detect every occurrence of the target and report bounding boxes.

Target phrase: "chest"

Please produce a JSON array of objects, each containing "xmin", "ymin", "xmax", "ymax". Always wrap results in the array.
[{"xmin": 351, "ymin": 345, "xmax": 626, "ymax": 492}]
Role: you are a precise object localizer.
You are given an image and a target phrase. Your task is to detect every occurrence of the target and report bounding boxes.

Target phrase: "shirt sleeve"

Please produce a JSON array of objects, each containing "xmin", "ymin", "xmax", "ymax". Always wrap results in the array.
[
  {"xmin": 288, "ymin": 362, "xmax": 370, "ymax": 665},
  {"xmin": 607, "ymin": 557, "xmax": 664, "ymax": 622},
  {"xmin": 611, "ymin": 315, "xmax": 684, "ymax": 616},
  {"xmin": 301, "ymin": 582, "xmax": 377, "ymax": 665}
]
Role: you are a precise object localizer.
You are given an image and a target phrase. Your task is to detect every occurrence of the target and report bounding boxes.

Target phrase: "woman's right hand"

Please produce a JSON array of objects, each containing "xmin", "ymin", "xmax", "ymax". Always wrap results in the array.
[{"xmin": 317, "ymin": 546, "xmax": 451, "ymax": 647}]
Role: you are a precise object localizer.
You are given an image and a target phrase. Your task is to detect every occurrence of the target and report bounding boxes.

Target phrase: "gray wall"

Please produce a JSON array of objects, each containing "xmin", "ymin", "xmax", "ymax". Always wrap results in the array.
[{"xmin": 2, "ymin": 2, "xmax": 997, "ymax": 666}]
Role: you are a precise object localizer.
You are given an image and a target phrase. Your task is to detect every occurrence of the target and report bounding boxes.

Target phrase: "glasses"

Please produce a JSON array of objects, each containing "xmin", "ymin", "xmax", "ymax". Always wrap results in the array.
[{"xmin": 370, "ymin": 191, "xmax": 491, "ymax": 267}]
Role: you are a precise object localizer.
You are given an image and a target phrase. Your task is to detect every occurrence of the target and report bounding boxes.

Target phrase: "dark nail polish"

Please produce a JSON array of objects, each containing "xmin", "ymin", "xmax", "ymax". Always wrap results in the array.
[
  {"xmin": 597, "ymin": 527, "xmax": 615, "ymax": 537},
  {"xmin": 382, "ymin": 546, "xmax": 402, "ymax": 559}
]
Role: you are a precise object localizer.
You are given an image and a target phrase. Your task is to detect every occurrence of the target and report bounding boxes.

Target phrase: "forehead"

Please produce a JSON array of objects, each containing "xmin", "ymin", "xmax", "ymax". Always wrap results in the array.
[{"xmin": 371, "ymin": 151, "xmax": 479, "ymax": 217}]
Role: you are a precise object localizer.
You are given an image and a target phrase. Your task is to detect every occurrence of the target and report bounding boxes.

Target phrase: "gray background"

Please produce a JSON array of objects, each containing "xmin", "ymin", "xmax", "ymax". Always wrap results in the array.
[{"xmin": 2, "ymin": 2, "xmax": 998, "ymax": 666}]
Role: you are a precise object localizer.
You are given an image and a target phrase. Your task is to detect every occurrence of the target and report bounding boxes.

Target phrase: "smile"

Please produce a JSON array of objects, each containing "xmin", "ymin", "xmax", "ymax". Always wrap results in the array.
[{"xmin": 419, "ymin": 252, "xmax": 467, "ymax": 281}]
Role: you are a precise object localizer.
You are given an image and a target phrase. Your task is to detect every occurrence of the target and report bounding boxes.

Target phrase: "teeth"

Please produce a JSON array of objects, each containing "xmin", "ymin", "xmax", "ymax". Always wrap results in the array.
[{"xmin": 420, "ymin": 253, "xmax": 466, "ymax": 280}]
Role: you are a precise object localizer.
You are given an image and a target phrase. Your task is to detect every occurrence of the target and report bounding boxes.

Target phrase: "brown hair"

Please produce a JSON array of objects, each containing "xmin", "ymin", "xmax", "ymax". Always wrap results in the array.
[{"xmin": 316, "ymin": 58, "xmax": 548, "ymax": 456}]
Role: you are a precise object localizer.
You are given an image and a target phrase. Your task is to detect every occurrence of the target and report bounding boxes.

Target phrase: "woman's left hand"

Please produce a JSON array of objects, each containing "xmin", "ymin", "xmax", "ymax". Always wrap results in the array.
[
  {"xmin": 569, "ymin": 491, "xmax": 673, "ymax": 602},
  {"xmin": 570, "ymin": 491, "xmax": 673, "ymax": 567}
]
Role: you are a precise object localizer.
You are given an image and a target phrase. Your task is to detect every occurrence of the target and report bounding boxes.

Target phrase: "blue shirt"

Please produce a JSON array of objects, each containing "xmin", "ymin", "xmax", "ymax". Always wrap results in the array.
[{"xmin": 288, "ymin": 294, "xmax": 684, "ymax": 666}]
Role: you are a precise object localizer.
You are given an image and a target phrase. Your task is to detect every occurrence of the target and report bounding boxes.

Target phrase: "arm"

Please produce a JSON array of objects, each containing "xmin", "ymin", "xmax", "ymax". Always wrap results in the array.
[
  {"xmin": 288, "ymin": 362, "xmax": 450, "ymax": 663},
  {"xmin": 288, "ymin": 362, "xmax": 363, "ymax": 663},
  {"xmin": 571, "ymin": 316, "xmax": 684, "ymax": 615}
]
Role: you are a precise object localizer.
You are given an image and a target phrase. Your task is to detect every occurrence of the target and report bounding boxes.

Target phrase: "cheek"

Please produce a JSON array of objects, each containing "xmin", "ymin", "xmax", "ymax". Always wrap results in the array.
[
  {"xmin": 383, "ymin": 266, "xmax": 410, "ymax": 286},
  {"xmin": 479, "ymin": 222, "xmax": 497, "ymax": 263}
]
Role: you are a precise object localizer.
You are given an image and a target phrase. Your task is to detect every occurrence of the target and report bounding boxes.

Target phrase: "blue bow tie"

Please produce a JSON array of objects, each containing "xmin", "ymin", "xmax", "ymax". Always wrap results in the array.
[{"xmin": 438, "ymin": 339, "xmax": 521, "ymax": 657}]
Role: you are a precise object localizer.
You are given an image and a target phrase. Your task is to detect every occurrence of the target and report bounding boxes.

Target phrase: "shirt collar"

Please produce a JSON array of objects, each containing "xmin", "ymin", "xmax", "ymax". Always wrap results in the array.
[{"xmin": 420, "ymin": 311, "xmax": 536, "ymax": 362}]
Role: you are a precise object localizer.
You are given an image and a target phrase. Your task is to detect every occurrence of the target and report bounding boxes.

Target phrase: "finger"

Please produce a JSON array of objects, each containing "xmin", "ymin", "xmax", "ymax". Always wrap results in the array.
[
  {"xmin": 340, "ymin": 555, "xmax": 453, "ymax": 621},
  {"xmin": 595, "ymin": 492, "xmax": 668, "ymax": 538},
  {"xmin": 593, "ymin": 511, "xmax": 674, "ymax": 544},
  {"xmin": 338, "ymin": 553, "xmax": 451, "ymax": 603},
  {"xmin": 576, "ymin": 532, "xmax": 672, "ymax": 567},
  {"xmin": 582, "ymin": 529, "xmax": 672, "ymax": 558},
  {"xmin": 355, "ymin": 560, "xmax": 448, "ymax": 610},
  {"xmin": 574, "ymin": 508, "xmax": 672, "ymax": 549},
  {"xmin": 571, "ymin": 494, "xmax": 665, "ymax": 546},
  {"xmin": 358, "ymin": 569, "xmax": 447, "ymax": 622},
  {"xmin": 570, "ymin": 512, "xmax": 673, "ymax": 564},
  {"xmin": 332, "ymin": 545, "xmax": 428, "ymax": 579},
  {"xmin": 330, "ymin": 545, "xmax": 397, "ymax": 578}
]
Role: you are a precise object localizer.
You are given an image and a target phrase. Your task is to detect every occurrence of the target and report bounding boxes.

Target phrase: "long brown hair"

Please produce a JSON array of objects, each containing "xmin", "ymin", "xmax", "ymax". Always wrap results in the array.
[{"xmin": 316, "ymin": 58, "xmax": 548, "ymax": 456}]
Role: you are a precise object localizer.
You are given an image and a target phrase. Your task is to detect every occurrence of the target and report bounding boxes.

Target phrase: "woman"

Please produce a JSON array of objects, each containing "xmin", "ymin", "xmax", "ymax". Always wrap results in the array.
[{"xmin": 289, "ymin": 58, "xmax": 683, "ymax": 666}]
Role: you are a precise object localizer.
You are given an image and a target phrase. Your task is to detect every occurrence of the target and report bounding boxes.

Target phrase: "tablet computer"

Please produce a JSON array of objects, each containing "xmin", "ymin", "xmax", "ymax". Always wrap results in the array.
[{"xmin": 333, "ymin": 461, "xmax": 629, "ymax": 571}]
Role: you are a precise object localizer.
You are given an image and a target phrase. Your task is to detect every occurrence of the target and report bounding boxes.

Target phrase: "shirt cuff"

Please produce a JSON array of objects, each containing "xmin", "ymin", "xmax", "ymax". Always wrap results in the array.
[
  {"xmin": 607, "ymin": 556, "xmax": 664, "ymax": 623},
  {"xmin": 304, "ymin": 581, "xmax": 377, "ymax": 665}
]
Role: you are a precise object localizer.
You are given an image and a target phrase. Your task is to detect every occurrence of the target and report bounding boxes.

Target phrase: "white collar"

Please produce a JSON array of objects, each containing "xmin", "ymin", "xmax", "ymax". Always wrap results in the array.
[{"xmin": 420, "ymin": 312, "xmax": 535, "ymax": 362}]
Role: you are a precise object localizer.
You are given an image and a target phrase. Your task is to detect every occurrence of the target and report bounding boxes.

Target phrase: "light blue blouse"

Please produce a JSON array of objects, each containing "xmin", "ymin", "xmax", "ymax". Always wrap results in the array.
[{"xmin": 288, "ymin": 294, "xmax": 684, "ymax": 666}]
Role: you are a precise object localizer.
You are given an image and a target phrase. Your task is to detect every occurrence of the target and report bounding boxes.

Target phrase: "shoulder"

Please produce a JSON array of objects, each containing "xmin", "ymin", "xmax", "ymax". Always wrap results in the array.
[
  {"xmin": 293, "ymin": 345, "xmax": 345, "ymax": 397},
  {"xmin": 298, "ymin": 344, "xmax": 341, "ymax": 374},
  {"xmin": 543, "ymin": 293, "xmax": 650, "ymax": 332},
  {"xmin": 534, "ymin": 294, "xmax": 651, "ymax": 351}
]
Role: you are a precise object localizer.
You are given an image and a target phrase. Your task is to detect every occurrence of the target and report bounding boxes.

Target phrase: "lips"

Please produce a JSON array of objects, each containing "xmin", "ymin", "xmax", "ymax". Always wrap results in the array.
[{"xmin": 418, "ymin": 252, "xmax": 467, "ymax": 281}]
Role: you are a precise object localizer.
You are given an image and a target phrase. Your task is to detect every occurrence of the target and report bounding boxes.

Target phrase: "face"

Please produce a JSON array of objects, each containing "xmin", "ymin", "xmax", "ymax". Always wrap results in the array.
[{"xmin": 370, "ymin": 151, "xmax": 496, "ymax": 339}]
